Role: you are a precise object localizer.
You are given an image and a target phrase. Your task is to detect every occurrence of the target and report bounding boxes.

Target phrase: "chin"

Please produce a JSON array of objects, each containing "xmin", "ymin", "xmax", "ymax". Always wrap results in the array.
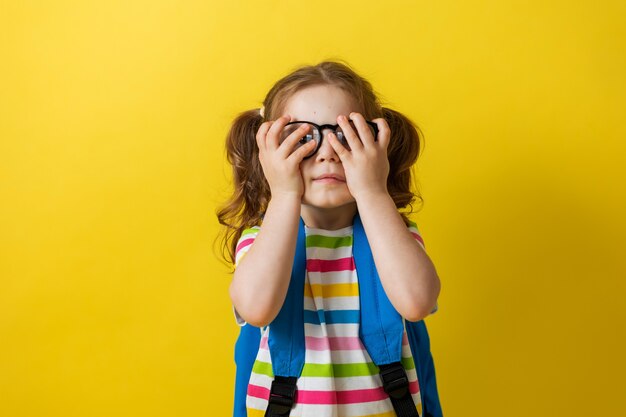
[{"xmin": 301, "ymin": 193, "xmax": 356, "ymax": 209}]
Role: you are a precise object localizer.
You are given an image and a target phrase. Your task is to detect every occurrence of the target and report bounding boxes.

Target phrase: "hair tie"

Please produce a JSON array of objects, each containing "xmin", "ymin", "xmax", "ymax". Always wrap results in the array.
[{"xmin": 259, "ymin": 106, "xmax": 265, "ymax": 118}]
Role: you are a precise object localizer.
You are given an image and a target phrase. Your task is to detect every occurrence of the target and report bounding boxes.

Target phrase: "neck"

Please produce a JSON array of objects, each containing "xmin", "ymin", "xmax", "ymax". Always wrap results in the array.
[{"xmin": 300, "ymin": 202, "xmax": 358, "ymax": 230}]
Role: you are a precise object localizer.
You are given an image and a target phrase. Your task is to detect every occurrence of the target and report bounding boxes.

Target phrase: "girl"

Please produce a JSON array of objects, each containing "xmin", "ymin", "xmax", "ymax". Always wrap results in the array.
[{"xmin": 218, "ymin": 60, "xmax": 441, "ymax": 417}]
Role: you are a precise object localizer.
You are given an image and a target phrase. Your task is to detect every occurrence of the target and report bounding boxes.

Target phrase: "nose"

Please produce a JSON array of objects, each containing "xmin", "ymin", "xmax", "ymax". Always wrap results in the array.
[{"xmin": 315, "ymin": 129, "xmax": 340, "ymax": 162}]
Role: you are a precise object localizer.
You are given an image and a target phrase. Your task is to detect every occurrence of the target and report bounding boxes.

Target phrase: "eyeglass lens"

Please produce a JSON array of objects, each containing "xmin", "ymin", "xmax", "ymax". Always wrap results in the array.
[{"xmin": 280, "ymin": 121, "xmax": 377, "ymax": 157}]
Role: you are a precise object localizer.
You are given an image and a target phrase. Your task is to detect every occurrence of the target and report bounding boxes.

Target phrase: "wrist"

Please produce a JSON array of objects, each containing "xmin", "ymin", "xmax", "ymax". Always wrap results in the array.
[
  {"xmin": 352, "ymin": 187, "xmax": 390, "ymax": 204},
  {"xmin": 270, "ymin": 190, "xmax": 303, "ymax": 203}
]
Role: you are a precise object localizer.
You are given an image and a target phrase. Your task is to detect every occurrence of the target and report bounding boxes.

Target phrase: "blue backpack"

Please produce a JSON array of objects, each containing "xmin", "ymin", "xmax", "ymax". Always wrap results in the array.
[{"xmin": 233, "ymin": 214, "xmax": 443, "ymax": 417}]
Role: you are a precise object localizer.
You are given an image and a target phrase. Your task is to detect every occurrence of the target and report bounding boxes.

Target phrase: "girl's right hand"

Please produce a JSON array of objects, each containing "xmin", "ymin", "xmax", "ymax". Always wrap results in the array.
[{"xmin": 256, "ymin": 115, "xmax": 316, "ymax": 198}]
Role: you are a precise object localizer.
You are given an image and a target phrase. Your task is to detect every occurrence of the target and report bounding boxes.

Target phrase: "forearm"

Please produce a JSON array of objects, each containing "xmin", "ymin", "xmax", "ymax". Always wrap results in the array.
[
  {"xmin": 355, "ymin": 191, "xmax": 441, "ymax": 321},
  {"xmin": 229, "ymin": 193, "xmax": 302, "ymax": 327}
]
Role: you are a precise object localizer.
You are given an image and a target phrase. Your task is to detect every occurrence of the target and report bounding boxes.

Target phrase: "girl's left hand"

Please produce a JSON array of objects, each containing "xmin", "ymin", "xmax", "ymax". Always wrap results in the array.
[{"xmin": 327, "ymin": 112, "xmax": 390, "ymax": 200}]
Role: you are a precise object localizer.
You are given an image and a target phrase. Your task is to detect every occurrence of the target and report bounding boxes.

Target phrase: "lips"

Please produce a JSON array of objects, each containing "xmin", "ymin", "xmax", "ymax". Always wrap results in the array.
[{"xmin": 314, "ymin": 174, "xmax": 346, "ymax": 181}]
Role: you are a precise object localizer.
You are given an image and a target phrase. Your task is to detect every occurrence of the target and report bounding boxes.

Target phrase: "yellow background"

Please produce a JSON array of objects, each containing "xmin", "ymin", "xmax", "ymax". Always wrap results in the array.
[{"xmin": 1, "ymin": 1, "xmax": 625, "ymax": 416}]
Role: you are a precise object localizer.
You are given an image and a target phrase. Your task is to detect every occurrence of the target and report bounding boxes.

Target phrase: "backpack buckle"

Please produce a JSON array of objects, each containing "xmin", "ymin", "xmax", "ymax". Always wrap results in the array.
[
  {"xmin": 266, "ymin": 376, "xmax": 297, "ymax": 416},
  {"xmin": 379, "ymin": 362, "xmax": 410, "ymax": 399}
]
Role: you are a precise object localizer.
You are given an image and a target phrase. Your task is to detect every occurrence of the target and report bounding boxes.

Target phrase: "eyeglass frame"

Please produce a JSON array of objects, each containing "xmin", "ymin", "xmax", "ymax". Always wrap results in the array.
[{"xmin": 282, "ymin": 120, "xmax": 380, "ymax": 159}]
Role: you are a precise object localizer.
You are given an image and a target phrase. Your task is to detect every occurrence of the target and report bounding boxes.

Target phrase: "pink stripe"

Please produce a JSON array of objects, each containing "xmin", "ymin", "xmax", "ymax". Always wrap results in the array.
[
  {"xmin": 236, "ymin": 238, "xmax": 254, "ymax": 256},
  {"xmin": 306, "ymin": 257, "xmax": 354, "ymax": 272},
  {"xmin": 248, "ymin": 381, "xmax": 420, "ymax": 405},
  {"xmin": 247, "ymin": 384, "xmax": 385, "ymax": 404},
  {"xmin": 410, "ymin": 232, "xmax": 425, "ymax": 247},
  {"xmin": 305, "ymin": 336, "xmax": 362, "ymax": 351},
  {"xmin": 299, "ymin": 387, "xmax": 386, "ymax": 404},
  {"xmin": 248, "ymin": 384, "xmax": 270, "ymax": 400},
  {"xmin": 304, "ymin": 384, "xmax": 421, "ymax": 404}
]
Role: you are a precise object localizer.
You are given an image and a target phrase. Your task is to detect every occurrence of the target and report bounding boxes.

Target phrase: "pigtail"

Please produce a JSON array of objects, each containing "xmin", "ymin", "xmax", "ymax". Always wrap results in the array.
[
  {"xmin": 216, "ymin": 108, "xmax": 271, "ymax": 267},
  {"xmin": 382, "ymin": 107, "xmax": 425, "ymax": 226}
]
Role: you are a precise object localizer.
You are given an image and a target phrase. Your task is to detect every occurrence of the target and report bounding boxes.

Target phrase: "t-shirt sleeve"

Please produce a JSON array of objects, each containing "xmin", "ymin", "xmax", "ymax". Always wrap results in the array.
[
  {"xmin": 232, "ymin": 226, "xmax": 261, "ymax": 326},
  {"xmin": 407, "ymin": 219, "xmax": 426, "ymax": 251},
  {"xmin": 234, "ymin": 225, "xmax": 261, "ymax": 268},
  {"xmin": 407, "ymin": 220, "xmax": 439, "ymax": 315}
]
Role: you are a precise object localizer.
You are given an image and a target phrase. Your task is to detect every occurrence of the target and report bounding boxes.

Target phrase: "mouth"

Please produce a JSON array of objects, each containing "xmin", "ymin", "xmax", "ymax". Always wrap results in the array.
[{"xmin": 313, "ymin": 174, "xmax": 346, "ymax": 183}]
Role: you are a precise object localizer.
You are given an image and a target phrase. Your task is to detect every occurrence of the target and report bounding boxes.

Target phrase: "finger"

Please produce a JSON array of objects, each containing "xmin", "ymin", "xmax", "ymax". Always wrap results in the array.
[
  {"xmin": 266, "ymin": 115, "xmax": 292, "ymax": 150},
  {"xmin": 256, "ymin": 121, "xmax": 273, "ymax": 151},
  {"xmin": 287, "ymin": 140, "xmax": 317, "ymax": 163},
  {"xmin": 349, "ymin": 112, "xmax": 376, "ymax": 147},
  {"xmin": 337, "ymin": 115, "xmax": 363, "ymax": 152},
  {"xmin": 326, "ymin": 132, "xmax": 351, "ymax": 161},
  {"xmin": 278, "ymin": 122, "xmax": 313, "ymax": 157},
  {"xmin": 371, "ymin": 117, "xmax": 391, "ymax": 150}
]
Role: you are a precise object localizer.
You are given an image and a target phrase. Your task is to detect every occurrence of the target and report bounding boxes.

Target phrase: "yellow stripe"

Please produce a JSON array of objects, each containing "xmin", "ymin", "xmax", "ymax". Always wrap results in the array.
[
  {"xmin": 303, "ymin": 282, "xmax": 359, "ymax": 298},
  {"xmin": 246, "ymin": 409, "xmax": 265, "ymax": 417},
  {"xmin": 234, "ymin": 251, "xmax": 249, "ymax": 268}
]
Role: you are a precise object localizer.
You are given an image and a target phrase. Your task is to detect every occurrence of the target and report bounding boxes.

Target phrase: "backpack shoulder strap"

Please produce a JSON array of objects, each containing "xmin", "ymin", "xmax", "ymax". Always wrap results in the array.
[
  {"xmin": 352, "ymin": 213, "xmax": 404, "ymax": 364},
  {"xmin": 353, "ymin": 213, "xmax": 420, "ymax": 417},
  {"xmin": 405, "ymin": 320, "xmax": 444, "ymax": 417},
  {"xmin": 233, "ymin": 323, "xmax": 262, "ymax": 417},
  {"xmin": 265, "ymin": 217, "xmax": 307, "ymax": 416}
]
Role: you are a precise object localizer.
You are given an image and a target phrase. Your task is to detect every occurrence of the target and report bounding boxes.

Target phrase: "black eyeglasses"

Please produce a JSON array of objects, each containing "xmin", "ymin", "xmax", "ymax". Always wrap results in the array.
[{"xmin": 280, "ymin": 120, "xmax": 379, "ymax": 159}]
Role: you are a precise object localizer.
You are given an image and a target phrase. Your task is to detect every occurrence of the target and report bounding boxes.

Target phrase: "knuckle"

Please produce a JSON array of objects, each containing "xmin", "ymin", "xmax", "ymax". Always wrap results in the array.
[{"xmin": 372, "ymin": 118, "xmax": 387, "ymax": 128}]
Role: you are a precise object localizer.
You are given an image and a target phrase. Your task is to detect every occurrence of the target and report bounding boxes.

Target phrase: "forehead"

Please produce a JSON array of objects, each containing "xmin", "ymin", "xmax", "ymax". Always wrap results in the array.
[{"xmin": 282, "ymin": 84, "xmax": 359, "ymax": 124}]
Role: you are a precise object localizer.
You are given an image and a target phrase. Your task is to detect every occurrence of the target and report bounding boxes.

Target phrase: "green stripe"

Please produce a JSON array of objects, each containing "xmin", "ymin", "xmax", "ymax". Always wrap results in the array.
[
  {"xmin": 306, "ymin": 235, "xmax": 352, "ymax": 249},
  {"xmin": 252, "ymin": 360, "xmax": 274, "ymax": 377},
  {"xmin": 401, "ymin": 355, "xmax": 416, "ymax": 370},
  {"xmin": 304, "ymin": 362, "xmax": 380, "ymax": 377},
  {"xmin": 252, "ymin": 360, "xmax": 381, "ymax": 378},
  {"xmin": 241, "ymin": 226, "xmax": 260, "ymax": 237}
]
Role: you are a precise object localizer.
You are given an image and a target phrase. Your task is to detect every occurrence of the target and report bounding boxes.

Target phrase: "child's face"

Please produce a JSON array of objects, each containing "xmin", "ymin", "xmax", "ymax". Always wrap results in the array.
[{"xmin": 281, "ymin": 84, "xmax": 359, "ymax": 212}]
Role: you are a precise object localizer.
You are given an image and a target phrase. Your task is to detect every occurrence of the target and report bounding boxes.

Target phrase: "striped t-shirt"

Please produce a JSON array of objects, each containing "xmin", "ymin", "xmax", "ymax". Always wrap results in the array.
[{"xmin": 233, "ymin": 220, "xmax": 437, "ymax": 417}]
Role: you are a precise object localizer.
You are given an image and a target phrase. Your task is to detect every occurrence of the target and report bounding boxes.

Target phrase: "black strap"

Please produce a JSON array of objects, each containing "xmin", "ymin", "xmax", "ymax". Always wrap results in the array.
[
  {"xmin": 379, "ymin": 362, "xmax": 420, "ymax": 417},
  {"xmin": 264, "ymin": 376, "xmax": 297, "ymax": 417}
]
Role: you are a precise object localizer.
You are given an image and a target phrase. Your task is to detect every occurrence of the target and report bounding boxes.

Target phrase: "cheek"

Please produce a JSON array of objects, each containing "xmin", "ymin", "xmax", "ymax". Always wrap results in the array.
[{"xmin": 300, "ymin": 160, "xmax": 313, "ymax": 178}]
